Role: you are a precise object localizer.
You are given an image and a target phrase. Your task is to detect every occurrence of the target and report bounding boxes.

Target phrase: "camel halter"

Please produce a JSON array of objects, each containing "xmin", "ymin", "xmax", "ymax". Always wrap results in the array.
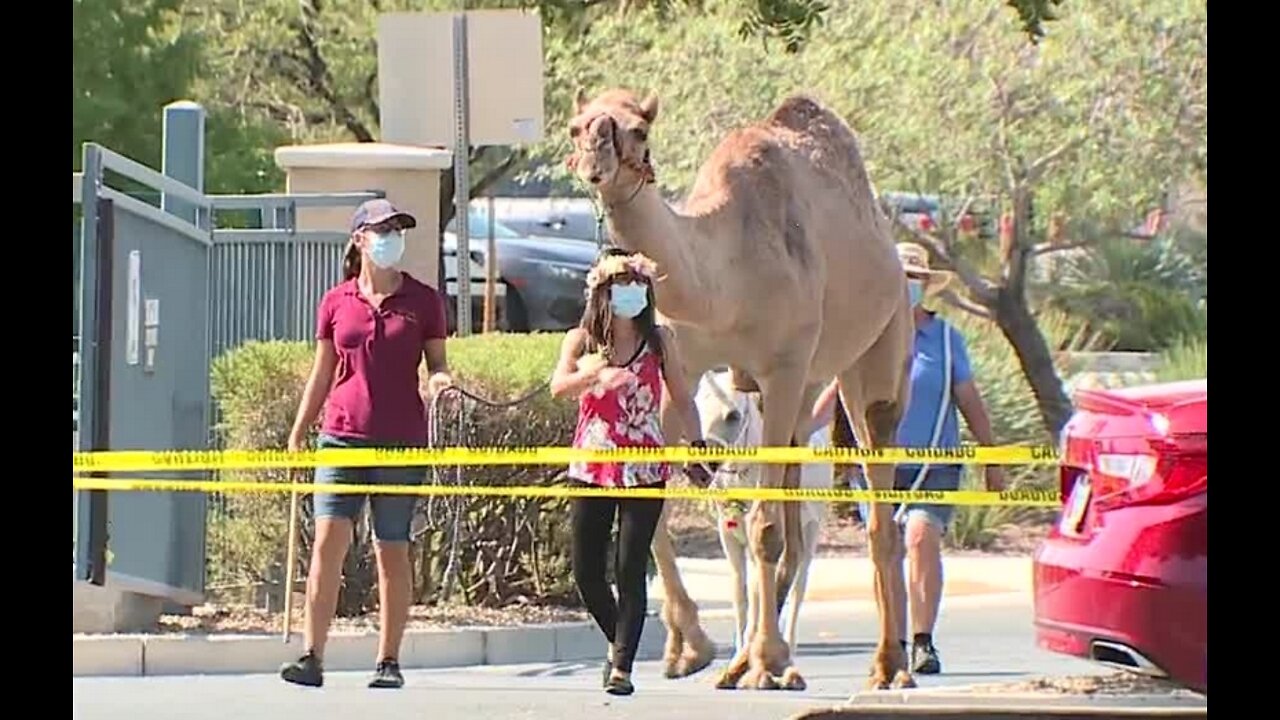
[{"xmin": 564, "ymin": 113, "xmax": 656, "ymax": 250}]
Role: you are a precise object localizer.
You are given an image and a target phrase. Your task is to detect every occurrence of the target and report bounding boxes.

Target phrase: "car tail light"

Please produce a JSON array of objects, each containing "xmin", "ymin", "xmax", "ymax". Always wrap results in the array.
[
  {"xmin": 1091, "ymin": 432, "xmax": 1207, "ymax": 511},
  {"xmin": 958, "ymin": 214, "xmax": 976, "ymax": 234},
  {"xmin": 918, "ymin": 215, "xmax": 935, "ymax": 232}
]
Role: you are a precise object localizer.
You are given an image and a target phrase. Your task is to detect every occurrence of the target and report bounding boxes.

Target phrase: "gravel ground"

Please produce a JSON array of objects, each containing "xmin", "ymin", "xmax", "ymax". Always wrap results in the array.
[
  {"xmin": 965, "ymin": 671, "xmax": 1199, "ymax": 696},
  {"xmin": 156, "ymin": 602, "xmax": 588, "ymax": 636},
  {"xmin": 139, "ymin": 499, "xmax": 1047, "ymax": 637},
  {"xmin": 663, "ymin": 497, "xmax": 1051, "ymax": 559}
]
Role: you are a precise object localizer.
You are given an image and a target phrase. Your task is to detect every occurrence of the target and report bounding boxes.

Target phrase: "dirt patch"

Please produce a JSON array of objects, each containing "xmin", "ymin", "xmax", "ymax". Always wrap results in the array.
[
  {"xmin": 967, "ymin": 671, "xmax": 1197, "ymax": 696},
  {"xmin": 666, "ymin": 499, "xmax": 1051, "ymax": 559},
  {"xmin": 155, "ymin": 602, "xmax": 589, "ymax": 636}
]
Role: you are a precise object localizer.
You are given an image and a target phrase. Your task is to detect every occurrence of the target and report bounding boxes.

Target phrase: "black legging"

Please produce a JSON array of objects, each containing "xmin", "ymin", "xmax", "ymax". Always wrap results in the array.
[{"xmin": 570, "ymin": 488, "xmax": 666, "ymax": 674}]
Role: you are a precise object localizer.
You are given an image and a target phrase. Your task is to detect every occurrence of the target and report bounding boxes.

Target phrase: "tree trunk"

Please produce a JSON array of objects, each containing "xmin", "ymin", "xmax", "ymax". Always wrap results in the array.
[{"xmin": 992, "ymin": 286, "xmax": 1074, "ymax": 438}]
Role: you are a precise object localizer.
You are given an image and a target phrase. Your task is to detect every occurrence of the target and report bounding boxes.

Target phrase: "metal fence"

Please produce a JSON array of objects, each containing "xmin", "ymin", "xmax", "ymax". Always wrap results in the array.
[
  {"xmin": 209, "ymin": 192, "xmax": 381, "ymax": 355},
  {"xmin": 202, "ymin": 192, "xmax": 382, "ymax": 606}
]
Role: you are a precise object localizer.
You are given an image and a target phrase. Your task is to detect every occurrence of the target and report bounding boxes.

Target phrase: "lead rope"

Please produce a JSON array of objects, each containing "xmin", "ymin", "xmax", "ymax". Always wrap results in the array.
[{"xmin": 422, "ymin": 381, "xmax": 552, "ymax": 603}]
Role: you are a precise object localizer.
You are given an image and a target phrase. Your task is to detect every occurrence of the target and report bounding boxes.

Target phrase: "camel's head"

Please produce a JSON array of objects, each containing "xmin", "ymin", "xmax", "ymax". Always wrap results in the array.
[{"xmin": 565, "ymin": 88, "xmax": 658, "ymax": 191}]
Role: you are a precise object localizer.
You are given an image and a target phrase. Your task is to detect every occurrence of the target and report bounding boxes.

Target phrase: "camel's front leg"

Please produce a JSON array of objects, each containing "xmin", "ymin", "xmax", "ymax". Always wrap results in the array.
[
  {"xmin": 774, "ymin": 383, "xmax": 823, "ymax": 618},
  {"xmin": 841, "ymin": 377, "xmax": 916, "ymax": 691},
  {"xmin": 651, "ymin": 505, "xmax": 716, "ymax": 678},
  {"xmin": 651, "ymin": 390, "xmax": 715, "ymax": 679},
  {"xmin": 716, "ymin": 366, "xmax": 809, "ymax": 691}
]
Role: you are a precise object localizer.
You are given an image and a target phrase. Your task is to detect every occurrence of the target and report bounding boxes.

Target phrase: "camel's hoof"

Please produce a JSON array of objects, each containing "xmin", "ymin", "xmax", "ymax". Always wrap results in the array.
[
  {"xmin": 865, "ymin": 672, "xmax": 893, "ymax": 691},
  {"xmin": 891, "ymin": 670, "xmax": 916, "ymax": 689},
  {"xmin": 674, "ymin": 648, "xmax": 715, "ymax": 678},
  {"xmin": 780, "ymin": 667, "xmax": 806, "ymax": 691},
  {"xmin": 663, "ymin": 661, "xmax": 680, "ymax": 679},
  {"xmin": 714, "ymin": 670, "xmax": 742, "ymax": 690},
  {"xmin": 739, "ymin": 668, "xmax": 779, "ymax": 690},
  {"xmin": 714, "ymin": 660, "xmax": 749, "ymax": 690}
]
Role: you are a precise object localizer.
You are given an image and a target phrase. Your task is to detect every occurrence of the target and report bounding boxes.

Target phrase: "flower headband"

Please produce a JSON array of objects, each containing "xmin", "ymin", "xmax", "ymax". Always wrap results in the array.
[{"xmin": 585, "ymin": 252, "xmax": 660, "ymax": 290}]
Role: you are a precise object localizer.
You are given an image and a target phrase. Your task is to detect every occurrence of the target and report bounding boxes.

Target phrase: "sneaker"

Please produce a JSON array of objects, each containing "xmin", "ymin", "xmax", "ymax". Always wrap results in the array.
[
  {"xmin": 605, "ymin": 672, "xmax": 634, "ymax": 696},
  {"xmin": 280, "ymin": 650, "xmax": 324, "ymax": 687},
  {"xmin": 368, "ymin": 659, "xmax": 405, "ymax": 689},
  {"xmin": 911, "ymin": 638, "xmax": 941, "ymax": 675}
]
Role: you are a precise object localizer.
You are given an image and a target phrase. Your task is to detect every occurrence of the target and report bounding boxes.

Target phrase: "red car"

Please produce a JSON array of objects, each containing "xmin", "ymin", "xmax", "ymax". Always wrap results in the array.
[{"xmin": 1032, "ymin": 378, "xmax": 1207, "ymax": 695}]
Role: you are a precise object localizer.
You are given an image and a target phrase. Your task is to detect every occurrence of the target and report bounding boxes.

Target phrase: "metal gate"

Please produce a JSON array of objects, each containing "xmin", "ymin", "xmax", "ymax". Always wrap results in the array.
[
  {"xmin": 74, "ymin": 143, "xmax": 214, "ymax": 603},
  {"xmin": 73, "ymin": 139, "xmax": 382, "ymax": 604}
]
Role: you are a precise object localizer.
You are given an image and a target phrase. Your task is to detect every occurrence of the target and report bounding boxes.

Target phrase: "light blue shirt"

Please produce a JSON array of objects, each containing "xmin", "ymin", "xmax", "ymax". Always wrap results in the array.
[{"xmin": 896, "ymin": 313, "xmax": 973, "ymax": 471}]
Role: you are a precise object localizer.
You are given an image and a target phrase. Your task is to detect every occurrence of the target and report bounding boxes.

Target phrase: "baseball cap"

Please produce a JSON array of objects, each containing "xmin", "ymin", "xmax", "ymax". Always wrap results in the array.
[{"xmin": 350, "ymin": 198, "xmax": 417, "ymax": 233}]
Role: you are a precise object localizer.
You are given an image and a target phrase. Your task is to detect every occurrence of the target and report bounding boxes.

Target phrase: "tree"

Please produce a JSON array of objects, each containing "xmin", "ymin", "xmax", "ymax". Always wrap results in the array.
[
  {"xmin": 873, "ymin": 0, "xmax": 1207, "ymax": 434},
  {"xmin": 179, "ymin": 0, "xmax": 1066, "ymax": 229},
  {"xmin": 527, "ymin": 0, "xmax": 1205, "ymax": 437},
  {"xmin": 73, "ymin": 0, "xmax": 201, "ymax": 171}
]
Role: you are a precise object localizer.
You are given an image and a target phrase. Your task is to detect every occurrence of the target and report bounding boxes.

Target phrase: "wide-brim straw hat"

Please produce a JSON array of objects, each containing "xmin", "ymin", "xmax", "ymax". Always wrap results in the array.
[{"xmin": 897, "ymin": 242, "xmax": 954, "ymax": 297}]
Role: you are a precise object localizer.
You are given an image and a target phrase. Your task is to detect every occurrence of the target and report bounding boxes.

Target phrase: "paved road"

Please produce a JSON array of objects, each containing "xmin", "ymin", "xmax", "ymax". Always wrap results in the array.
[{"xmin": 74, "ymin": 594, "xmax": 1105, "ymax": 720}]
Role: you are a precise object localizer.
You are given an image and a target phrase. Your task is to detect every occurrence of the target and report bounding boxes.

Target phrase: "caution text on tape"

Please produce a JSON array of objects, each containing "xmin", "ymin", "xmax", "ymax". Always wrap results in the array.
[
  {"xmin": 71, "ymin": 477, "xmax": 1065, "ymax": 507},
  {"xmin": 72, "ymin": 444, "xmax": 1061, "ymax": 473}
]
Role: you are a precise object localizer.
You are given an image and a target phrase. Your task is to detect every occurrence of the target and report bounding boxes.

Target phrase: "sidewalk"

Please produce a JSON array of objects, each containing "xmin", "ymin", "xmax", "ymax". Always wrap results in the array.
[
  {"xmin": 649, "ymin": 556, "xmax": 1033, "ymax": 613},
  {"xmin": 75, "ymin": 556, "xmax": 1033, "ymax": 678}
]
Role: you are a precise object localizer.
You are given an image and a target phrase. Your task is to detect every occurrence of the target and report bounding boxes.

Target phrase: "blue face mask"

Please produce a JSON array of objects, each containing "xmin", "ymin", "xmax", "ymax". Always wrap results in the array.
[
  {"xmin": 908, "ymin": 279, "xmax": 924, "ymax": 307},
  {"xmin": 366, "ymin": 230, "xmax": 405, "ymax": 269},
  {"xmin": 610, "ymin": 282, "xmax": 649, "ymax": 319}
]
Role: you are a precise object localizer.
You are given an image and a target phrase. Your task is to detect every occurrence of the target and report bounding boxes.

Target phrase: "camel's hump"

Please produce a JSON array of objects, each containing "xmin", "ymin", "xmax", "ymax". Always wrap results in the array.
[{"xmin": 764, "ymin": 94, "xmax": 841, "ymax": 134}]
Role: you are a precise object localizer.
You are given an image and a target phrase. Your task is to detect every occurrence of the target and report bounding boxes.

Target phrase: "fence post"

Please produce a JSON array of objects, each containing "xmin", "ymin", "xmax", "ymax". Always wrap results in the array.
[{"xmin": 161, "ymin": 101, "xmax": 206, "ymax": 226}]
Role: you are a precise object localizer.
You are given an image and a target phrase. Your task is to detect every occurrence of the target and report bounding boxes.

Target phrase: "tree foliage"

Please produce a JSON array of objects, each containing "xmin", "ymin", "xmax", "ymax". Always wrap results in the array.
[
  {"xmin": 72, "ymin": 0, "xmax": 201, "ymax": 170},
  {"xmin": 529, "ymin": 0, "xmax": 1204, "ymax": 434}
]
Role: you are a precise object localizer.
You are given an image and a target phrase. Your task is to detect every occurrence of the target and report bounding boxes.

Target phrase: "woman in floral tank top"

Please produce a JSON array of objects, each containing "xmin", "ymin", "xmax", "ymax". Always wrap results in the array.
[{"xmin": 550, "ymin": 249, "xmax": 710, "ymax": 696}]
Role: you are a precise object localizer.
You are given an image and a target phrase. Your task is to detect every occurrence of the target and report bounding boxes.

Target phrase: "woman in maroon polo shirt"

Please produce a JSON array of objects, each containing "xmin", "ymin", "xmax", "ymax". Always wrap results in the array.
[{"xmin": 279, "ymin": 199, "xmax": 454, "ymax": 690}]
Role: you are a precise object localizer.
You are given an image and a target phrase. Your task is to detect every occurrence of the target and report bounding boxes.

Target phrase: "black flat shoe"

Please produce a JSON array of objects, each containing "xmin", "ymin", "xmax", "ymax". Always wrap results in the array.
[
  {"xmin": 368, "ymin": 659, "xmax": 405, "ymax": 689},
  {"xmin": 605, "ymin": 673, "xmax": 634, "ymax": 696},
  {"xmin": 280, "ymin": 650, "xmax": 324, "ymax": 688}
]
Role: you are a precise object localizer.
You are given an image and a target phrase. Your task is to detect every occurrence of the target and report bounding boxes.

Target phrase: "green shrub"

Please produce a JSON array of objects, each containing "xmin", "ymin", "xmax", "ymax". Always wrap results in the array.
[
  {"xmin": 1154, "ymin": 336, "xmax": 1207, "ymax": 383},
  {"xmin": 206, "ymin": 332, "xmax": 582, "ymax": 615},
  {"xmin": 937, "ymin": 308, "xmax": 1101, "ymax": 549},
  {"xmin": 416, "ymin": 332, "xmax": 581, "ymax": 608},
  {"xmin": 206, "ymin": 340, "xmax": 313, "ymax": 607}
]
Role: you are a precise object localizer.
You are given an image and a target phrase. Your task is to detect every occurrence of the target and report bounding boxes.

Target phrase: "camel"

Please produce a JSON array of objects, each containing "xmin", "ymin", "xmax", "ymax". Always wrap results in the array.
[
  {"xmin": 694, "ymin": 368, "xmax": 833, "ymax": 657},
  {"xmin": 565, "ymin": 87, "xmax": 916, "ymax": 691}
]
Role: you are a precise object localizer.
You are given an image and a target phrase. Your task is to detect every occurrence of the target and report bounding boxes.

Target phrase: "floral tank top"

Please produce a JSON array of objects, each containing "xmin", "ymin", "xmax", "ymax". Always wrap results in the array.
[{"xmin": 568, "ymin": 339, "xmax": 670, "ymax": 488}]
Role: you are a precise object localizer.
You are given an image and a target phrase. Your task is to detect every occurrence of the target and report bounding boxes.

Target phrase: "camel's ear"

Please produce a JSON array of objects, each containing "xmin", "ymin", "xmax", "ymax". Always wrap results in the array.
[
  {"xmin": 638, "ymin": 93, "xmax": 659, "ymax": 124},
  {"xmin": 574, "ymin": 87, "xmax": 589, "ymax": 114}
]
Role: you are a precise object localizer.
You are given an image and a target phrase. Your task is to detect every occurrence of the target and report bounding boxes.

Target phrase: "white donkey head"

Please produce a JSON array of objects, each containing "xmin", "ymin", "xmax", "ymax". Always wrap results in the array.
[{"xmin": 693, "ymin": 368, "xmax": 763, "ymax": 489}]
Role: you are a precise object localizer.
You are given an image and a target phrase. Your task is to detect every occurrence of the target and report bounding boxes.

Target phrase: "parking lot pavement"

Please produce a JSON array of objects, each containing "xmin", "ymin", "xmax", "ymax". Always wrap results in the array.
[{"xmin": 74, "ymin": 594, "xmax": 1109, "ymax": 720}]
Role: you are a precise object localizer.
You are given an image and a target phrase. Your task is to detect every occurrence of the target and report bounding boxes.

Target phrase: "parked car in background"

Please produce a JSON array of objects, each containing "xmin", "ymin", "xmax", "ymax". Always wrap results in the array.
[
  {"xmin": 878, "ymin": 191, "xmax": 994, "ymax": 238},
  {"xmin": 480, "ymin": 196, "xmax": 608, "ymax": 244},
  {"xmin": 441, "ymin": 208, "xmax": 599, "ymax": 334},
  {"xmin": 1032, "ymin": 378, "xmax": 1207, "ymax": 695}
]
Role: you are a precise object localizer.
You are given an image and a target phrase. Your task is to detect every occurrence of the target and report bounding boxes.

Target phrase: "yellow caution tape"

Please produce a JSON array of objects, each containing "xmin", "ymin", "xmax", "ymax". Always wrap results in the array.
[
  {"xmin": 70, "ymin": 476, "xmax": 1065, "ymax": 507},
  {"xmin": 72, "ymin": 444, "xmax": 1060, "ymax": 473}
]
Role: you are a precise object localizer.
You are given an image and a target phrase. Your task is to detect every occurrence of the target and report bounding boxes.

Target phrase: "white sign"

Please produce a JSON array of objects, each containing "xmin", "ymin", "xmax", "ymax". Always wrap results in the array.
[
  {"xmin": 126, "ymin": 251, "xmax": 140, "ymax": 366},
  {"xmin": 377, "ymin": 9, "xmax": 545, "ymax": 148}
]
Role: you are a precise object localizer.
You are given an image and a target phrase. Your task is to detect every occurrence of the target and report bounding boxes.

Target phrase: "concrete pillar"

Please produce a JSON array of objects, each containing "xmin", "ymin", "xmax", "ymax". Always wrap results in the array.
[{"xmin": 273, "ymin": 143, "xmax": 453, "ymax": 289}]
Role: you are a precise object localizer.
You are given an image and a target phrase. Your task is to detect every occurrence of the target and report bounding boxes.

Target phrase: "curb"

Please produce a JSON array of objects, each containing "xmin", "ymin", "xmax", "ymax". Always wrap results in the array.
[
  {"xmin": 74, "ymin": 618, "xmax": 667, "ymax": 678},
  {"xmin": 786, "ymin": 685, "xmax": 1209, "ymax": 719},
  {"xmin": 847, "ymin": 690, "xmax": 1208, "ymax": 710},
  {"xmin": 789, "ymin": 707, "xmax": 1206, "ymax": 719}
]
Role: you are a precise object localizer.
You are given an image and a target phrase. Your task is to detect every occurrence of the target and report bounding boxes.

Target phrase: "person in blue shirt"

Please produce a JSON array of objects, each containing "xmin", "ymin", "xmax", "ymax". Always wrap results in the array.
[{"xmin": 800, "ymin": 242, "xmax": 1003, "ymax": 676}]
